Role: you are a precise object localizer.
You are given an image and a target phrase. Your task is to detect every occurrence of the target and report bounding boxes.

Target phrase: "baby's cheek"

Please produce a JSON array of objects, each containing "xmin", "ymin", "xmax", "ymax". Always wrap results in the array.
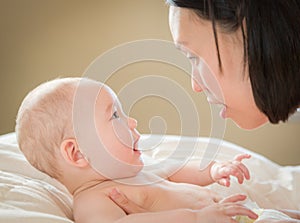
[{"xmin": 112, "ymin": 119, "xmax": 134, "ymax": 148}]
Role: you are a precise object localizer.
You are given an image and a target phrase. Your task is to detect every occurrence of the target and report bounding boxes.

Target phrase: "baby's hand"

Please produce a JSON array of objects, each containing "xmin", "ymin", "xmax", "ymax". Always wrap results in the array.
[{"xmin": 210, "ymin": 154, "xmax": 251, "ymax": 187}]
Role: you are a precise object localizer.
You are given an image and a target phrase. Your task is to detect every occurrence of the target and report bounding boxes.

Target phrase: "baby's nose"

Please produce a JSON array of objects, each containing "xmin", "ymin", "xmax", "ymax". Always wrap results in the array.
[
  {"xmin": 128, "ymin": 117, "xmax": 137, "ymax": 129},
  {"xmin": 128, "ymin": 117, "xmax": 140, "ymax": 140}
]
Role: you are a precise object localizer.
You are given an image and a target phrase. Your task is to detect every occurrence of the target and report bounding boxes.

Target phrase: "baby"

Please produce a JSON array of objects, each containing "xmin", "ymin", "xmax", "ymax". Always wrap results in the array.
[{"xmin": 16, "ymin": 77, "xmax": 259, "ymax": 223}]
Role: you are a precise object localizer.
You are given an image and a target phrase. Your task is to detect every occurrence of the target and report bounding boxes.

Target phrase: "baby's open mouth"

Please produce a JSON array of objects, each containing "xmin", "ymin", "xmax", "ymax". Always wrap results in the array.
[{"xmin": 132, "ymin": 140, "xmax": 140, "ymax": 152}]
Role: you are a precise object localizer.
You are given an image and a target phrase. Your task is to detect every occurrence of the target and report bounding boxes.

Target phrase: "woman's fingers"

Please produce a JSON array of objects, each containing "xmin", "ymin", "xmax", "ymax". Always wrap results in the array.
[
  {"xmin": 109, "ymin": 188, "xmax": 146, "ymax": 214},
  {"xmin": 197, "ymin": 202, "xmax": 258, "ymax": 223},
  {"xmin": 219, "ymin": 195, "xmax": 258, "ymax": 220},
  {"xmin": 219, "ymin": 194, "xmax": 247, "ymax": 204},
  {"xmin": 224, "ymin": 204, "xmax": 258, "ymax": 220}
]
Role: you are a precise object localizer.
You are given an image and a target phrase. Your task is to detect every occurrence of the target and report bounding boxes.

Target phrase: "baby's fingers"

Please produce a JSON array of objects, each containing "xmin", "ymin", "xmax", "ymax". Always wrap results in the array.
[
  {"xmin": 218, "ymin": 178, "xmax": 230, "ymax": 187},
  {"xmin": 221, "ymin": 166, "xmax": 245, "ymax": 184},
  {"xmin": 234, "ymin": 154, "xmax": 251, "ymax": 162},
  {"xmin": 234, "ymin": 161, "xmax": 250, "ymax": 180}
]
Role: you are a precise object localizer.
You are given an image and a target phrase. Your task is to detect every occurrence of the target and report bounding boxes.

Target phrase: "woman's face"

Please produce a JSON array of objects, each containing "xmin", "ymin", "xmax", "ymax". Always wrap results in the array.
[{"xmin": 169, "ymin": 6, "xmax": 268, "ymax": 129}]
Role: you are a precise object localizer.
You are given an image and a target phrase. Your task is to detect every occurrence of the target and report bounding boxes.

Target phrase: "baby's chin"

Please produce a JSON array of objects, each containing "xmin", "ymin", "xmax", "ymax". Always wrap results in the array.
[
  {"xmin": 130, "ymin": 159, "xmax": 144, "ymax": 175},
  {"xmin": 117, "ymin": 159, "xmax": 144, "ymax": 179},
  {"xmin": 107, "ymin": 164, "xmax": 144, "ymax": 184}
]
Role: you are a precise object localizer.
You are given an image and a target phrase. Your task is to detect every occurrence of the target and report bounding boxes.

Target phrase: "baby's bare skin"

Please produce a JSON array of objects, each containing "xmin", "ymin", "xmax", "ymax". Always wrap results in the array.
[
  {"xmin": 74, "ymin": 173, "xmax": 230, "ymax": 222},
  {"xmin": 71, "ymin": 153, "xmax": 253, "ymax": 223},
  {"xmin": 74, "ymin": 171, "xmax": 221, "ymax": 216}
]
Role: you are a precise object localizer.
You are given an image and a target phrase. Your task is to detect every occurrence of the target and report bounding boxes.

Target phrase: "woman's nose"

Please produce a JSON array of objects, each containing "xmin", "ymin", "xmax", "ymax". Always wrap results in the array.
[
  {"xmin": 191, "ymin": 66, "xmax": 203, "ymax": 93},
  {"xmin": 192, "ymin": 77, "xmax": 203, "ymax": 92}
]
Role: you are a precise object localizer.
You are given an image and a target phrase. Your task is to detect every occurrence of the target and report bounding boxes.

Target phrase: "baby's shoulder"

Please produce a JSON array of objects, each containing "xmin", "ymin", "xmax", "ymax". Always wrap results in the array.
[
  {"xmin": 73, "ymin": 180, "xmax": 122, "ymax": 207},
  {"xmin": 73, "ymin": 185, "xmax": 108, "ymax": 208},
  {"xmin": 72, "ymin": 183, "xmax": 127, "ymax": 222}
]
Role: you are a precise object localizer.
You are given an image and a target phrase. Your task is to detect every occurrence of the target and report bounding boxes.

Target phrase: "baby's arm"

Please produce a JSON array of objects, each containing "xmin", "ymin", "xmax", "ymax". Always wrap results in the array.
[
  {"xmin": 74, "ymin": 190, "xmax": 257, "ymax": 223},
  {"xmin": 167, "ymin": 154, "xmax": 251, "ymax": 187}
]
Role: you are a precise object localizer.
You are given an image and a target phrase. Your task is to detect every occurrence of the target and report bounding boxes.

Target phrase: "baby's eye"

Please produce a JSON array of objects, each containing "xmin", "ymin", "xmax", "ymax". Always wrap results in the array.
[{"xmin": 111, "ymin": 111, "xmax": 120, "ymax": 119}]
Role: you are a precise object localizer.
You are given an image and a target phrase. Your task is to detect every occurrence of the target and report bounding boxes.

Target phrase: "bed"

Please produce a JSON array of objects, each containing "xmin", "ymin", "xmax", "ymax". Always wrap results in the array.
[{"xmin": 0, "ymin": 132, "xmax": 299, "ymax": 222}]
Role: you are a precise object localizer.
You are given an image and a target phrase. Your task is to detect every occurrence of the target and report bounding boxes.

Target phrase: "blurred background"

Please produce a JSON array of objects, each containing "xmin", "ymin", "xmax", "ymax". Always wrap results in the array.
[{"xmin": 1, "ymin": 0, "xmax": 299, "ymax": 165}]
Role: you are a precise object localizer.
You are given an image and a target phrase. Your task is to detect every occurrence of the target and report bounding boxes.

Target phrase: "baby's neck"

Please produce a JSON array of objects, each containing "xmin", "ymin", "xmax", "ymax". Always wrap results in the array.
[
  {"xmin": 58, "ymin": 168, "xmax": 107, "ymax": 196},
  {"xmin": 71, "ymin": 179, "xmax": 107, "ymax": 197},
  {"xmin": 111, "ymin": 171, "xmax": 163, "ymax": 185},
  {"xmin": 62, "ymin": 170, "xmax": 161, "ymax": 197}
]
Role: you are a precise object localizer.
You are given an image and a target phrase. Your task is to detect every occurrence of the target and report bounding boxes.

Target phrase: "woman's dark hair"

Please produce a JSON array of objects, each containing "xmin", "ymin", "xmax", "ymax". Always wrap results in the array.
[{"xmin": 166, "ymin": 0, "xmax": 300, "ymax": 124}]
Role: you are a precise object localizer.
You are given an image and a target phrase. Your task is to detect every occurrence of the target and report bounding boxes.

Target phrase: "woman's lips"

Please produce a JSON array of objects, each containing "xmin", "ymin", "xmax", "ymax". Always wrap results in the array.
[
  {"xmin": 219, "ymin": 106, "xmax": 227, "ymax": 119},
  {"xmin": 206, "ymin": 97, "xmax": 227, "ymax": 119}
]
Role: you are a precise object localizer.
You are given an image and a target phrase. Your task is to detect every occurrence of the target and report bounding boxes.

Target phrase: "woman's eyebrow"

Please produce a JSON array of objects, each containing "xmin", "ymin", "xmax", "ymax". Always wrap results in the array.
[{"xmin": 175, "ymin": 41, "xmax": 189, "ymax": 48}]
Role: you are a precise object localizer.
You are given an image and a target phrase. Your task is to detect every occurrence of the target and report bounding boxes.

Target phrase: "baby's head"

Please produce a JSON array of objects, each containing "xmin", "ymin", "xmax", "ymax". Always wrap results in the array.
[
  {"xmin": 16, "ymin": 78, "xmax": 79, "ymax": 179},
  {"xmin": 16, "ymin": 77, "xmax": 143, "ymax": 182}
]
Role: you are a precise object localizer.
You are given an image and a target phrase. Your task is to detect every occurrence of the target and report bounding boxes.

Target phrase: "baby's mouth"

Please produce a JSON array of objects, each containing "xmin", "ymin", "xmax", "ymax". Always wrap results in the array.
[{"xmin": 132, "ymin": 139, "xmax": 140, "ymax": 152}]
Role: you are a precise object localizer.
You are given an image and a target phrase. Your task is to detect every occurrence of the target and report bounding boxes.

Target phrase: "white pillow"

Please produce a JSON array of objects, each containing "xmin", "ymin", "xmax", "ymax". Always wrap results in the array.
[{"xmin": 0, "ymin": 133, "xmax": 73, "ymax": 223}]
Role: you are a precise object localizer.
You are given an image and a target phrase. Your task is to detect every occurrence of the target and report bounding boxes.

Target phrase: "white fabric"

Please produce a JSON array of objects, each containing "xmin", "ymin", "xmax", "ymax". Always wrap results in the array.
[
  {"xmin": 0, "ymin": 133, "xmax": 73, "ymax": 223},
  {"xmin": 0, "ymin": 133, "xmax": 299, "ymax": 222},
  {"xmin": 140, "ymin": 134, "xmax": 300, "ymax": 210}
]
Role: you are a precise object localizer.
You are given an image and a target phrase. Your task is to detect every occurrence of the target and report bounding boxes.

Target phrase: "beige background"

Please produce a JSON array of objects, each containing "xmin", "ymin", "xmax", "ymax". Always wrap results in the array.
[{"xmin": 0, "ymin": 0, "xmax": 299, "ymax": 165}]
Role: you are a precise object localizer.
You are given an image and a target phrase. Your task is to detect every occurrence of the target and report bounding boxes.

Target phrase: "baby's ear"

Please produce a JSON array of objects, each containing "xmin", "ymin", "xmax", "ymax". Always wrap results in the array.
[{"xmin": 60, "ymin": 139, "xmax": 89, "ymax": 168}]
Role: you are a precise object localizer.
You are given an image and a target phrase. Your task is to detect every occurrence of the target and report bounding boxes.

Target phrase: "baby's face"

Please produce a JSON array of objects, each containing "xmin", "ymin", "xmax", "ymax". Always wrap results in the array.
[
  {"xmin": 94, "ymin": 85, "xmax": 143, "ymax": 168},
  {"xmin": 73, "ymin": 79, "xmax": 143, "ymax": 178}
]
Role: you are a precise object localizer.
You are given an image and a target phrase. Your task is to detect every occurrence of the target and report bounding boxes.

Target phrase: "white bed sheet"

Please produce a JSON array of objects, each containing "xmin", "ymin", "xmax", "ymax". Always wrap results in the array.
[{"xmin": 0, "ymin": 133, "xmax": 299, "ymax": 222}]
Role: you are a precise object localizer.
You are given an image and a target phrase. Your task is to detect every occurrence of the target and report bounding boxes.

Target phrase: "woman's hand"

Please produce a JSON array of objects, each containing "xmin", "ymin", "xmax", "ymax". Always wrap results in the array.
[
  {"xmin": 109, "ymin": 188, "xmax": 147, "ymax": 214},
  {"xmin": 109, "ymin": 189, "xmax": 258, "ymax": 222},
  {"xmin": 109, "ymin": 187, "xmax": 223, "ymax": 214},
  {"xmin": 109, "ymin": 186, "xmax": 252, "ymax": 217},
  {"xmin": 195, "ymin": 202, "xmax": 258, "ymax": 223},
  {"xmin": 193, "ymin": 195, "xmax": 258, "ymax": 223},
  {"xmin": 210, "ymin": 154, "xmax": 251, "ymax": 187}
]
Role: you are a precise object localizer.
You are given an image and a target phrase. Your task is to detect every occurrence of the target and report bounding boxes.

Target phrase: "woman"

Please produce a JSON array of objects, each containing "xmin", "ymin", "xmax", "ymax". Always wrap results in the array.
[
  {"xmin": 109, "ymin": 0, "xmax": 300, "ymax": 222},
  {"xmin": 166, "ymin": 0, "xmax": 300, "ymax": 130}
]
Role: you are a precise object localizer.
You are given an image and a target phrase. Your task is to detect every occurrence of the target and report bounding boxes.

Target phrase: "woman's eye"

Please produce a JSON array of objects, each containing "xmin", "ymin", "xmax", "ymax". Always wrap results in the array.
[
  {"xmin": 186, "ymin": 53, "xmax": 198, "ymax": 65},
  {"xmin": 187, "ymin": 56, "xmax": 198, "ymax": 63},
  {"xmin": 112, "ymin": 111, "xmax": 120, "ymax": 119}
]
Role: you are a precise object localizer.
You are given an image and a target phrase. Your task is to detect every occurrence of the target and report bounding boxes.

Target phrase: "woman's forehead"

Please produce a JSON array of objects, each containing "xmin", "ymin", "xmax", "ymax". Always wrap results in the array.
[{"xmin": 169, "ymin": 6, "xmax": 208, "ymax": 50}]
